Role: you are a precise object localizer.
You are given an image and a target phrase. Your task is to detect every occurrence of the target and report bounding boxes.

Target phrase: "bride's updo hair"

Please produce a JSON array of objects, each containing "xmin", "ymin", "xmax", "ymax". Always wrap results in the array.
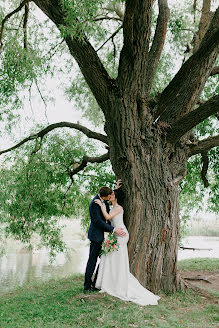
[{"xmin": 114, "ymin": 188, "xmax": 125, "ymax": 206}]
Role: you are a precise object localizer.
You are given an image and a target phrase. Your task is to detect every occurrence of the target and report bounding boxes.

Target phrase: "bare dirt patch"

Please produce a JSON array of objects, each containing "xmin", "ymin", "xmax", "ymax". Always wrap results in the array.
[{"xmin": 180, "ymin": 270, "xmax": 219, "ymax": 293}]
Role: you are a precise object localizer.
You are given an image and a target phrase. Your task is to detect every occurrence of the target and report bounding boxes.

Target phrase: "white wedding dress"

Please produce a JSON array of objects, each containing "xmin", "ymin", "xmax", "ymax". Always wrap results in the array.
[{"xmin": 95, "ymin": 209, "xmax": 160, "ymax": 306}]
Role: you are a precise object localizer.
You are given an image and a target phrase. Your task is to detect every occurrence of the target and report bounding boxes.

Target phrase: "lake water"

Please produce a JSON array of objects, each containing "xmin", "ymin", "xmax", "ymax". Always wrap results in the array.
[{"xmin": 0, "ymin": 219, "xmax": 218, "ymax": 293}]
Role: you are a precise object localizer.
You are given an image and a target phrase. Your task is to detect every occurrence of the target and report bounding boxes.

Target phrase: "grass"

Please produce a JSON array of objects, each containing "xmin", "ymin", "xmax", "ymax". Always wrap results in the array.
[
  {"xmin": 178, "ymin": 258, "xmax": 219, "ymax": 272},
  {"xmin": 0, "ymin": 260, "xmax": 218, "ymax": 328}
]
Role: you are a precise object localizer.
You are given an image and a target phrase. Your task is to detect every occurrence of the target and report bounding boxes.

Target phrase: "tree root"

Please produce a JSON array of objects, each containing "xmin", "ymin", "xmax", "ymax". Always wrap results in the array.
[{"xmin": 184, "ymin": 281, "xmax": 218, "ymax": 304}]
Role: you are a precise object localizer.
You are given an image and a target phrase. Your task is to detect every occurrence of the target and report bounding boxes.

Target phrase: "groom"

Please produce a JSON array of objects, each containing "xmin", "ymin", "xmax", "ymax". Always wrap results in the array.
[{"xmin": 84, "ymin": 185, "xmax": 126, "ymax": 292}]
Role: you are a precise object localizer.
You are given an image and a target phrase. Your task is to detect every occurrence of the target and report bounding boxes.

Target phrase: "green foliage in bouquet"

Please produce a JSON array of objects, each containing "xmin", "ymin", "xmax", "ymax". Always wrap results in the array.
[{"xmin": 100, "ymin": 232, "xmax": 119, "ymax": 256}]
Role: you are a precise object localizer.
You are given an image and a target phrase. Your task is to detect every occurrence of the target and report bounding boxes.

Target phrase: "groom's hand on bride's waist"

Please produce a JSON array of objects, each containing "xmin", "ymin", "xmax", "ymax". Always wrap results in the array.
[{"xmin": 114, "ymin": 227, "xmax": 126, "ymax": 237}]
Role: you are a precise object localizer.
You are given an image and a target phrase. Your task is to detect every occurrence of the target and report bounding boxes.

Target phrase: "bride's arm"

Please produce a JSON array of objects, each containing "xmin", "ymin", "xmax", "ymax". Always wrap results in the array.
[{"xmin": 94, "ymin": 200, "xmax": 122, "ymax": 220}]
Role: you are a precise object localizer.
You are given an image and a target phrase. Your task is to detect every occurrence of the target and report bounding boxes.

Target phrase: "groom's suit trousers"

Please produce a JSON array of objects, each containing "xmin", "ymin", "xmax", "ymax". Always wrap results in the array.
[
  {"xmin": 84, "ymin": 195, "xmax": 112, "ymax": 290},
  {"xmin": 84, "ymin": 240, "xmax": 102, "ymax": 290}
]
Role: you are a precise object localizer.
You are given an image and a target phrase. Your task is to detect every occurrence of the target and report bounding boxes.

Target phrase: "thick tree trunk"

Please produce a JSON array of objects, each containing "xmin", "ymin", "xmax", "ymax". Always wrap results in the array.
[{"xmin": 105, "ymin": 97, "xmax": 187, "ymax": 293}]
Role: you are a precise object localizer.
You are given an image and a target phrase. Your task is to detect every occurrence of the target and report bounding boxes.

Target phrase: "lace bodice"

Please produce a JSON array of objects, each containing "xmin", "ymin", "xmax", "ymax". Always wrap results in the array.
[
  {"xmin": 110, "ymin": 209, "xmax": 125, "ymax": 228},
  {"xmin": 110, "ymin": 209, "xmax": 129, "ymax": 245}
]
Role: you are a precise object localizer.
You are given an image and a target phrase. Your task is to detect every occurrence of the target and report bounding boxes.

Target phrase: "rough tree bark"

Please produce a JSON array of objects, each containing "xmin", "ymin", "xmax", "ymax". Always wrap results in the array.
[
  {"xmin": 104, "ymin": 99, "xmax": 188, "ymax": 292},
  {"xmin": 2, "ymin": 0, "xmax": 217, "ymax": 292}
]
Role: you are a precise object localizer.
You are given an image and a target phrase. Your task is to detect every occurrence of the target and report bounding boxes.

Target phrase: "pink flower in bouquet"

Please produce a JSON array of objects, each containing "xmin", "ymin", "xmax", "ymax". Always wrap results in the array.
[{"xmin": 100, "ymin": 232, "xmax": 119, "ymax": 256}]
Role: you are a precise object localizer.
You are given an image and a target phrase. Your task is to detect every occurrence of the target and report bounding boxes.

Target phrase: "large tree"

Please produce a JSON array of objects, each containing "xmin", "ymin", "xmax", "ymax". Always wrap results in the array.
[{"xmin": 0, "ymin": 0, "xmax": 218, "ymax": 293}]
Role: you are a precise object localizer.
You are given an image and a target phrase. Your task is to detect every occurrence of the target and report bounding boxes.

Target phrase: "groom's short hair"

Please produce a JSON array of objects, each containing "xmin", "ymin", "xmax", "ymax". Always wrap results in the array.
[{"xmin": 99, "ymin": 186, "xmax": 113, "ymax": 197}]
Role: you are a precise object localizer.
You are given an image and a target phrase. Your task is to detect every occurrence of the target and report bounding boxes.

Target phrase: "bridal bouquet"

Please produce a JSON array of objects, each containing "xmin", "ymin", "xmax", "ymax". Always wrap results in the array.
[{"xmin": 100, "ymin": 232, "xmax": 119, "ymax": 255}]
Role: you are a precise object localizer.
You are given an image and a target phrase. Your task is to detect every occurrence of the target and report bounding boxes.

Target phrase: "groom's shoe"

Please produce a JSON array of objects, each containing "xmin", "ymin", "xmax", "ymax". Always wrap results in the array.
[
  {"xmin": 83, "ymin": 287, "xmax": 95, "ymax": 293},
  {"xmin": 91, "ymin": 287, "xmax": 100, "ymax": 291},
  {"xmin": 83, "ymin": 287, "xmax": 99, "ymax": 294}
]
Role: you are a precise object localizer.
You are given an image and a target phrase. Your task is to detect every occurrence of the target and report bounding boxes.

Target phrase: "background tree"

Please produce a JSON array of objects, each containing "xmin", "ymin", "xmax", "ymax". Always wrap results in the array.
[{"xmin": 0, "ymin": 0, "xmax": 218, "ymax": 292}]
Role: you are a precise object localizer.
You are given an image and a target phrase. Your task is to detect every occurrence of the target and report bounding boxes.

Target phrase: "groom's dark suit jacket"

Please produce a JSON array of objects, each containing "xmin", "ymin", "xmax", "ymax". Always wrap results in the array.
[{"xmin": 88, "ymin": 195, "xmax": 114, "ymax": 243}]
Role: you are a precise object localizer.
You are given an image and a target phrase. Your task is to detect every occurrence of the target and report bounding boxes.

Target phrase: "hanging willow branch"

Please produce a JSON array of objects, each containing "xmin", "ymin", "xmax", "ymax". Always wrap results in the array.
[{"xmin": 0, "ymin": 0, "xmax": 31, "ymax": 52}]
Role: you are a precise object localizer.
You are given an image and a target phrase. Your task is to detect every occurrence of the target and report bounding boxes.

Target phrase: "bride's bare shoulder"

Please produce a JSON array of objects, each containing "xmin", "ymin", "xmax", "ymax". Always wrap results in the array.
[
  {"xmin": 111, "ymin": 205, "xmax": 123, "ymax": 214},
  {"xmin": 118, "ymin": 205, "xmax": 123, "ymax": 212}
]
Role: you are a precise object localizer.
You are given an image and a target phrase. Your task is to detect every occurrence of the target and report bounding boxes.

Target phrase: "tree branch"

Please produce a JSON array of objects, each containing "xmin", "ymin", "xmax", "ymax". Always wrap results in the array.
[
  {"xmin": 188, "ymin": 135, "xmax": 219, "ymax": 157},
  {"xmin": 0, "ymin": 122, "xmax": 108, "ymax": 156},
  {"xmin": 117, "ymin": 0, "xmax": 154, "ymax": 95},
  {"xmin": 69, "ymin": 152, "xmax": 110, "ymax": 176},
  {"xmin": 210, "ymin": 66, "xmax": 219, "ymax": 76},
  {"xmin": 201, "ymin": 151, "xmax": 209, "ymax": 188},
  {"xmin": 35, "ymin": 80, "xmax": 49, "ymax": 123},
  {"xmin": 156, "ymin": 7, "xmax": 219, "ymax": 123},
  {"xmin": 23, "ymin": 2, "xmax": 29, "ymax": 49},
  {"xmin": 0, "ymin": 0, "xmax": 31, "ymax": 51},
  {"xmin": 166, "ymin": 95, "xmax": 219, "ymax": 143},
  {"xmin": 96, "ymin": 25, "xmax": 122, "ymax": 52},
  {"xmin": 192, "ymin": 0, "xmax": 212, "ymax": 53},
  {"xmin": 33, "ymin": 0, "xmax": 115, "ymax": 115},
  {"xmin": 62, "ymin": 181, "xmax": 74, "ymax": 211},
  {"xmin": 144, "ymin": 0, "xmax": 169, "ymax": 98},
  {"xmin": 46, "ymin": 40, "xmax": 64, "ymax": 61},
  {"xmin": 93, "ymin": 16, "xmax": 123, "ymax": 23}
]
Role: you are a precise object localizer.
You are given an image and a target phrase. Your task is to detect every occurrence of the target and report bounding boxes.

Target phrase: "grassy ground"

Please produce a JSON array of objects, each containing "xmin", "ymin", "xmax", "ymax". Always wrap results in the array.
[
  {"xmin": 0, "ymin": 260, "xmax": 218, "ymax": 328},
  {"xmin": 178, "ymin": 258, "xmax": 219, "ymax": 272}
]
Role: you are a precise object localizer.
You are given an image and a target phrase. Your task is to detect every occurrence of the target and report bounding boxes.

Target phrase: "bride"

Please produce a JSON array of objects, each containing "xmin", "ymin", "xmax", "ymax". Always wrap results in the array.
[{"xmin": 94, "ymin": 188, "xmax": 160, "ymax": 306}]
